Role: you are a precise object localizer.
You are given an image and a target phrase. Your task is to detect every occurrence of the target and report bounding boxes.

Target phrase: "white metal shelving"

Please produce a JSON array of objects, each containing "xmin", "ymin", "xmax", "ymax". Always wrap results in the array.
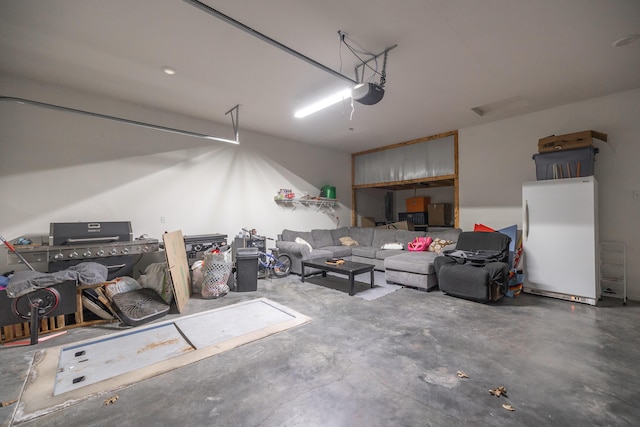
[
  {"xmin": 274, "ymin": 197, "xmax": 337, "ymax": 214},
  {"xmin": 599, "ymin": 241, "xmax": 627, "ymax": 305}
]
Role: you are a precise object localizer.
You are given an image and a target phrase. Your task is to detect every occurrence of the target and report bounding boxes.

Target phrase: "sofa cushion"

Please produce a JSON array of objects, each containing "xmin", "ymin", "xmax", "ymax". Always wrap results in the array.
[
  {"xmin": 385, "ymin": 251, "xmax": 440, "ymax": 275},
  {"xmin": 426, "ymin": 228, "xmax": 462, "ymax": 244},
  {"xmin": 428, "ymin": 238, "xmax": 454, "ymax": 253},
  {"xmin": 311, "ymin": 229, "xmax": 334, "ymax": 248},
  {"xmin": 295, "ymin": 237, "xmax": 314, "ymax": 253},
  {"xmin": 375, "ymin": 249, "xmax": 404, "ymax": 260},
  {"xmin": 371, "ymin": 229, "xmax": 400, "ymax": 249},
  {"xmin": 339, "ymin": 236, "xmax": 358, "ymax": 246},
  {"xmin": 349, "ymin": 227, "xmax": 375, "ymax": 247},
  {"xmin": 321, "ymin": 245, "xmax": 352, "ymax": 258},
  {"xmin": 394, "ymin": 230, "xmax": 426, "ymax": 247},
  {"xmin": 380, "ymin": 242, "xmax": 403, "ymax": 250},
  {"xmin": 282, "ymin": 229, "xmax": 315, "ymax": 246},
  {"xmin": 351, "ymin": 245, "xmax": 378, "ymax": 258},
  {"xmin": 330, "ymin": 227, "xmax": 351, "ymax": 245}
]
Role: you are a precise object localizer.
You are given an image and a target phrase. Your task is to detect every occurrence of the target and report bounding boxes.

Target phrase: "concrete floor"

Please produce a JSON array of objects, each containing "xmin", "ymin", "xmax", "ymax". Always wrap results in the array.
[{"xmin": 1, "ymin": 272, "xmax": 639, "ymax": 426}]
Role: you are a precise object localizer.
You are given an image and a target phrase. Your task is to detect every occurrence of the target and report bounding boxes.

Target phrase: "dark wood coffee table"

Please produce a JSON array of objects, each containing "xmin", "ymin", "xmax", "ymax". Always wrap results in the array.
[{"xmin": 300, "ymin": 259, "xmax": 375, "ymax": 296}]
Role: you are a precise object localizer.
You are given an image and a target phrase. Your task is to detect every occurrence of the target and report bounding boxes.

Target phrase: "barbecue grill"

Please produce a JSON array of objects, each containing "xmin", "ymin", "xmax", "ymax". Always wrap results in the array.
[{"xmin": 7, "ymin": 221, "xmax": 159, "ymax": 281}]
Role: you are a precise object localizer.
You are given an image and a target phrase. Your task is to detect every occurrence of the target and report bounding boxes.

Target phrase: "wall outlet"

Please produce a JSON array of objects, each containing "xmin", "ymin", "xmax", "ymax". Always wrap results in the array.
[{"xmin": 160, "ymin": 216, "xmax": 166, "ymax": 223}]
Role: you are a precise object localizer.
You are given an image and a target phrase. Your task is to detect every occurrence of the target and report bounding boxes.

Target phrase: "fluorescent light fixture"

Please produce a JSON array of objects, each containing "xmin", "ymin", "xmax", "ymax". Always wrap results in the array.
[{"xmin": 294, "ymin": 88, "xmax": 352, "ymax": 118}]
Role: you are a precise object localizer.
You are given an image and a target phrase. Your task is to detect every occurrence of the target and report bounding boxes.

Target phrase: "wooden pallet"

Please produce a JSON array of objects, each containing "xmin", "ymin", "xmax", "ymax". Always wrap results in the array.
[
  {"xmin": 1, "ymin": 282, "xmax": 117, "ymax": 344},
  {"xmin": 1, "ymin": 315, "xmax": 67, "ymax": 344}
]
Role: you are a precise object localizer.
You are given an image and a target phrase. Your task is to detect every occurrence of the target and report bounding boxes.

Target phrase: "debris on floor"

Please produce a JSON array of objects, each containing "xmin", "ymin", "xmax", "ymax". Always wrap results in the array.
[
  {"xmin": 104, "ymin": 395, "xmax": 119, "ymax": 406},
  {"xmin": 456, "ymin": 370, "xmax": 469, "ymax": 379},
  {"xmin": 0, "ymin": 399, "xmax": 17, "ymax": 408},
  {"xmin": 502, "ymin": 403, "xmax": 515, "ymax": 411},
  {"xmin": 489, "ymin": 386, "xmax": 508, "ymax": 397}
]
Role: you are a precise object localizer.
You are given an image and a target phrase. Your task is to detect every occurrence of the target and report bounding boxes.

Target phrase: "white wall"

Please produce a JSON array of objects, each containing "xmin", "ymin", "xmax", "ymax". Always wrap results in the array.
[
  {"xmin": 458, "ymin": 88, "xmax": 640, "ymax": 300},
  {"xmin": 0, "ymin": 76, "xmax": 352, "ymax": 275},
  {"xmin": 3, "ymin": 76, "xmax": 638, "ymax": 300},
  {"xmin": 354, "ymin": 188, "xmax": 388, "ymax": 226}
]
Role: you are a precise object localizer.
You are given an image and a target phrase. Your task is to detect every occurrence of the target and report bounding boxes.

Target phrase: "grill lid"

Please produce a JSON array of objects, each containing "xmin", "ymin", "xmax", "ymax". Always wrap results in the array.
[{"xmin": 49, "ymin": 222, "xmax": 133, "ymax": 246}]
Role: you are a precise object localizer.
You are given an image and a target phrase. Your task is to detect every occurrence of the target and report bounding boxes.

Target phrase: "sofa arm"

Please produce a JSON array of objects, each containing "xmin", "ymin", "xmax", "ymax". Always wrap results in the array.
[
  {"xmin": 441, "ymin": 243, "xmax": 457, "ymax": 253},
  {"xmin": 276, "ymin": 241, "xmax": 312, "ymax": 258}
]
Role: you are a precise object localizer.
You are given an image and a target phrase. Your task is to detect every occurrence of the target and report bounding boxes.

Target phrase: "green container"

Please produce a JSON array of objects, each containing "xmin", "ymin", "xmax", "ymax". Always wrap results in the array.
[{"xmin": 321, "ymin": 185, "xmax": 336, "ymax": 199}]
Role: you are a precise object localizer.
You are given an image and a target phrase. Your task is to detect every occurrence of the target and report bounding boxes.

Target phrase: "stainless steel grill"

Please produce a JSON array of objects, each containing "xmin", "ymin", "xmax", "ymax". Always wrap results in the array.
[{"xmin": 9, "ymin": 222, "xmax": 159, "ymax": 280}]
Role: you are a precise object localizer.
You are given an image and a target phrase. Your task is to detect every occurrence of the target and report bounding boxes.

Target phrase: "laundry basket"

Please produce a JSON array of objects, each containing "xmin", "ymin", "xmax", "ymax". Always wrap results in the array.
[{"xmin": 202, "ymin": 248, "xmax": 232, "ymax": 299}]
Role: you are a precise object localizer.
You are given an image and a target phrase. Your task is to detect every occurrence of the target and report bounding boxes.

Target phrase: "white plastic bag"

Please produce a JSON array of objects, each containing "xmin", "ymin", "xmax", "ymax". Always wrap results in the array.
[
  {"xmin": 201, "ymin": 249, "xmax": 232, "ymax": 299},
  {"xmin": 138, "ymin": 262, "xmax": 173, "ymax": 304},
  {"xmin": 191, "ymin": 260, "xmax": 204, "ymax": 294}
]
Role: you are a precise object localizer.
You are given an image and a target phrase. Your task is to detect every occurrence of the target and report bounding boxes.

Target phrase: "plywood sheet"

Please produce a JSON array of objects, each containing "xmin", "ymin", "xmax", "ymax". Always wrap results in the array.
[
  {"xmin": 15, "ymin": 298, "xmax": 312, "ymax": 424},
  {"xmin": 162, "ymin": 230, "xmax": 190, "ymax": 313}
]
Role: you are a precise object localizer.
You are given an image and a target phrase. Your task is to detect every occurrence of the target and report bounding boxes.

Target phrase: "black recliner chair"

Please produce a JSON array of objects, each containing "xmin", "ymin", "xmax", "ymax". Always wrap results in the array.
[{"xmin": 434, "ymin": 231, "xmax": 511, "ymax": 302}]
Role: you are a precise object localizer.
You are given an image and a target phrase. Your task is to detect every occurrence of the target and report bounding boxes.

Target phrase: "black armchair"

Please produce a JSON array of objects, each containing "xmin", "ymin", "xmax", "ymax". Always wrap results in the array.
[{"xmin": 434, "ymin": 231, "xmax": 511, "ymax": 302}]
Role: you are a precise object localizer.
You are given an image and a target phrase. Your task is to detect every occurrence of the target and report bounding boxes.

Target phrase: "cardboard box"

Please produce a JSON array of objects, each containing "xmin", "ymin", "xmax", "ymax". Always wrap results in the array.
[
  {"xmin": 405, "ymin": 197, "xmax": 431, "ymax": 213},
  {"xmin": 428, "ymin": 203, "xmax": 452, "ymax": 226},
  {"xmin": 538, "ymin": 130, "xmax": 607, "ymax": 153},
  {"xmin": 376, "ymin": 220, "xmax": 414, "ymax": 231},
  {"xmin": 360, "ymin": 217, "xmax": 376, "ymax": 227}
]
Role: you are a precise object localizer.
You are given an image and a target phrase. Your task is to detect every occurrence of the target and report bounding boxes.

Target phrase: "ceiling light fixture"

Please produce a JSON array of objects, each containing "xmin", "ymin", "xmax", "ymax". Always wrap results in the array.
[
  {"xmin": 295, "ymin": 38, "xmax": 396, "ymax": 118},
  {"xmin": 471, "ymin": 95, "xmax": 529, "ymax": 117},
  {"xmin": 161, "ymin": 66, "xmax": 176, "ymax": 75},
  {"xmin": 612, "ymin": 33, "xmax": 640, "ymax": 47},
  {"xmin": 294, "ymin": 88, "xmax": 352, "ymax": 118}
]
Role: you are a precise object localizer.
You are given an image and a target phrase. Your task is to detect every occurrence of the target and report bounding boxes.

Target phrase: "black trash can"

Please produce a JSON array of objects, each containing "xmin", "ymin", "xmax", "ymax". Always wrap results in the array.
[{"xmin": 235, "ymin": 247, "xmax": 258, "ymax": 292}]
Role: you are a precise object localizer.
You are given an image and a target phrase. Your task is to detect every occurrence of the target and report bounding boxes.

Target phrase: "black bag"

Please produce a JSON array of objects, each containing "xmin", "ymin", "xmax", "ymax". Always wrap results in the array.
[{"xmin": 443, "ymin": 249, "xmax": 504, "ymax": 267}]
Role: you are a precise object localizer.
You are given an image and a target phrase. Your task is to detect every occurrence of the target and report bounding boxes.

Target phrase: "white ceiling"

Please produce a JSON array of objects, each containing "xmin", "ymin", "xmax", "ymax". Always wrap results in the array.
[{"xmin": 1, "ymin": 0, "xmax": 639, "ymax": 153}]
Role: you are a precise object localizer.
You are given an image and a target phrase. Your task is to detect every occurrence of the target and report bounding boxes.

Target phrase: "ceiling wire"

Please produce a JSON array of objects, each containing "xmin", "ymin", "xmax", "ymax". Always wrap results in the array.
[{"xmin": 340, "ymin": 34, "xmax": 381, "ymax": 83}]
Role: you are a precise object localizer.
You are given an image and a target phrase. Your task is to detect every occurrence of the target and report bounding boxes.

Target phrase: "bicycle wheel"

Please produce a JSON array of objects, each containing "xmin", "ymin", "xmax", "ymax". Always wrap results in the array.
[{"xmin": 273, "ymin": 254, "xmax": 291, "ymax": 277}]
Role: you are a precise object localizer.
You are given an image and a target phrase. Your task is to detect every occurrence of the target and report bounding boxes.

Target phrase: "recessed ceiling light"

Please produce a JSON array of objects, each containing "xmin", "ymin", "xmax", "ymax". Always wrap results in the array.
[
  {"xmin": 612, "ymin": 33, "xmax": 640, "ymax": 47},
  {"xmin": 161, "ymin": 66, "xmax": 176, "ymax": 75}
]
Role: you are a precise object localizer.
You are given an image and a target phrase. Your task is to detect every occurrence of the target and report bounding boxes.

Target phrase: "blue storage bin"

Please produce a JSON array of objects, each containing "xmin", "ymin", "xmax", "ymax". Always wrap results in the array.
[{"xmin": 533, "ymin": 147, "xmax": 598, "ymax": 180}]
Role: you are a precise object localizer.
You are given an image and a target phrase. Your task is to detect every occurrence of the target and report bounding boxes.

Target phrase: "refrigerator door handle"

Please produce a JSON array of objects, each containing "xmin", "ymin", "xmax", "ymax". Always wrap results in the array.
[{"xmin": 523, "ymin": 199, "xmax": 529, "ymax": 241}]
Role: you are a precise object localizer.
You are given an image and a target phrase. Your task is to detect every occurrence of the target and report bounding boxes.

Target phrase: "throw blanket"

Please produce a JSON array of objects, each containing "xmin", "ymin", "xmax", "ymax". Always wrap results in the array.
[{"xmin": 6, "ymin": 262, "xmax": 108, "ymax": 298}]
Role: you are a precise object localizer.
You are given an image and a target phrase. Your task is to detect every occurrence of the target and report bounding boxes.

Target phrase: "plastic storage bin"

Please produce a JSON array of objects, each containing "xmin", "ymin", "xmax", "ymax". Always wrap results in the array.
[
  {"xmin": 235, "ymin": 247, "xmax": 258, "ymax": 292},
  {"xmin": 398, "ymin": 211, "xmax": 428, "ymax": 225},
  {"xmin": 533, "ymin": 147, "xmax": 598, "ymax": 180}
]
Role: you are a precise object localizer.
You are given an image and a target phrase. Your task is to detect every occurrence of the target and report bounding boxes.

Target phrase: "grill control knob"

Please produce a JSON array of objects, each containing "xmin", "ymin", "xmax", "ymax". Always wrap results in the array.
[
  {"xmin": 121, "ymin": 248, "xmax": 129, "ymax": 255},
  {"xmin": 54, "ymin": 252, "xmax": 64, "ymax": 260},
  {"xmin": 109, "ymin": 249, "xmax": 118, "ymax": 256},
  {"xmin": 96, "ymin": 249, "xmax": 105, "ymax": 256},
  {"xmin": 69, "ymin": 251, "xmax": 78, "ymax": 259},
  {"xmin": 83, "ymin": 250, "xmax": 92, "ymax": 257}
]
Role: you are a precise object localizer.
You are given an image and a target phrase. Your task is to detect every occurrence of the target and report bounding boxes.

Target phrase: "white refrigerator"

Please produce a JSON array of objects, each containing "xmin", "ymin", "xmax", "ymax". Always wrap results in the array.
[{"xmin": 522, "ymin": 176, "xmax": 600, "ymax": 305}]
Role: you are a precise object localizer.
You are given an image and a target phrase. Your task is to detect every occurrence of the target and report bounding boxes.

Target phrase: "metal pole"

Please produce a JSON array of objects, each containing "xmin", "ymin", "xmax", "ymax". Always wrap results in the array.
[
  {"xmin": 182, "ymin": 0, "xmax": 358, "ymax": 85},
  {"xmin": 0, "ymin": 96, "xmax": 240, "ymax": 145}
]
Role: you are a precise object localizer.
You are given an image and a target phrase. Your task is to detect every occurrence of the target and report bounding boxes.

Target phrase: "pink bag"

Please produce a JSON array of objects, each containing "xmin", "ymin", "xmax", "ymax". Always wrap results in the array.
[{"xmin": 408, "ymin": 236, "xmax": 433, "ymax": 252}]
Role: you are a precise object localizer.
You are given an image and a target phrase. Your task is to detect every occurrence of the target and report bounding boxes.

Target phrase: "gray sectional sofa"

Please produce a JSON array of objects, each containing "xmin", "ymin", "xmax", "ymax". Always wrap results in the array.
[{"xmin": 276, "ymin": 226, "xmax": 462, "ymax": 291}]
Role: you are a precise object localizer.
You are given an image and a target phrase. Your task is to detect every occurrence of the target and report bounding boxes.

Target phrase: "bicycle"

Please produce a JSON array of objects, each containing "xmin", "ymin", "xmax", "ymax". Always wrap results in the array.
[{"xmin": 241, "ymin": 229, "xmax": 291, "ymax": 278}]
